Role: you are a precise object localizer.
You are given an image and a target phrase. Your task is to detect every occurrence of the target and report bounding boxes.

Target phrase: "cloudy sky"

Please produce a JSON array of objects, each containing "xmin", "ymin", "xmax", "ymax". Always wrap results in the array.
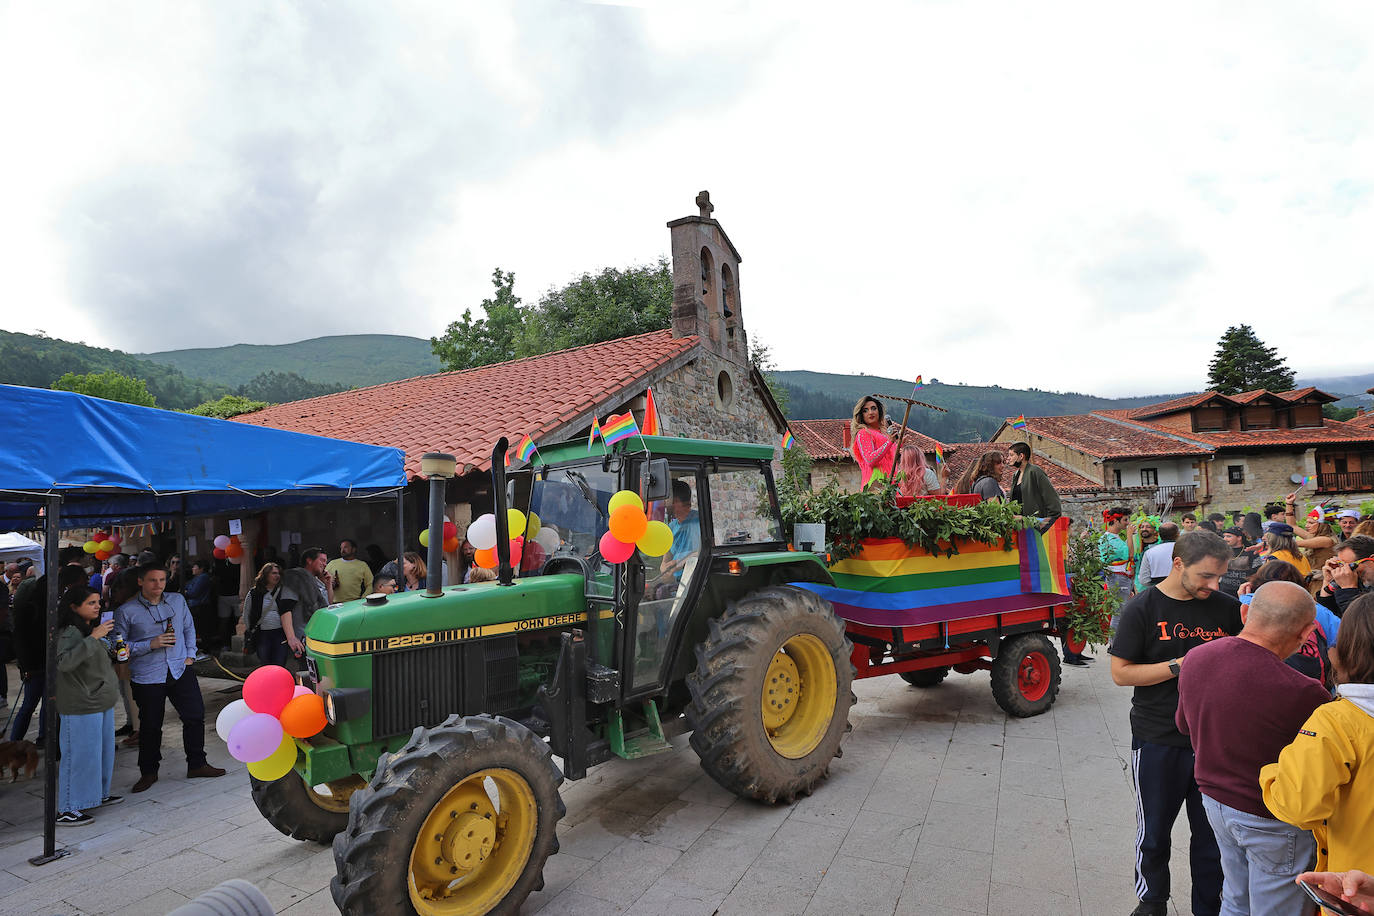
[{"xmin": 2, "ymin": 1, "xmax": 1371, "ymax": 396}]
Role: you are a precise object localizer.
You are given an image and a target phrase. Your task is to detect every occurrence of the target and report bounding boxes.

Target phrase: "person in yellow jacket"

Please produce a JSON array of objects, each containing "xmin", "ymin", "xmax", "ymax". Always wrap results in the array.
[{"xmin": 1260, "ymin": 593, "xmax": 1374, "ymax": 875}]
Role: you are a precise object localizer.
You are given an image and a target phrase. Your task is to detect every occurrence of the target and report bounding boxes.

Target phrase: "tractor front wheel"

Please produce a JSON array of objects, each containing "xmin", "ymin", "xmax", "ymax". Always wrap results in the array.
[
  {"xmin": 686, "ymin": 586, "xmax": 854, "ymax": 804},
  {"xmin": 251, "ymin": 770, "xmax": 364, "ymax": 844},
  {"xmin": 990, "ymin": 633, "xmax": 1061, "ymax": 718},
  {"xmin": 331, "ymin": 715, "xmax": 563, "ymax": 916}
]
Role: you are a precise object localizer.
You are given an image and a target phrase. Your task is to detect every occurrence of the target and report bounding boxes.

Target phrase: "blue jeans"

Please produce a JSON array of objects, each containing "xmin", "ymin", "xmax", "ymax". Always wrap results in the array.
[
  {"xmin": 59, "ymin": 708, "xmax": 115, "ymax": 812},
  {"xmin": 254, "ymin": 629, "xmax": 291, "ymax": 668},
  {"xmin": 1201, "ymin": 795, "xmax": 1316, "ymax": 916},
  {"xmin": 8, "ymin": 673, "xmax": 46, "ymax": 742}
]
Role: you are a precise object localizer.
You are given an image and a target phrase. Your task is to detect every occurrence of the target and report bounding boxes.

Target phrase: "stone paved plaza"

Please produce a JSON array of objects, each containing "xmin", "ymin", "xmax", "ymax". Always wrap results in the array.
[{"xmin": 1, "ymin": 655, "xmax": 1206, "ymax": 915}]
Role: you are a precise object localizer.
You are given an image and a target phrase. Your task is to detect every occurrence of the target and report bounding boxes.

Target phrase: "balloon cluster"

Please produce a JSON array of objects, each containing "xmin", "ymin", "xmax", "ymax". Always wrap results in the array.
[
  {"xmin": 461, "ymin": 509, "xmax": 561, "ymax": 573},
  {"xmin": 215, "ymin": 665, "xmax": 327, "ymax": 781},
  {"xmin": 599, "ymin": 491, "xmax": 672, "ymax": 564},
  {"xmin": 213, "ymin": 534, "xmax": 245, "ymax": 564},
  {"xmin": 82, "ymin": 529, "xmax": 122, "ymax": 561},
  {"xmin": 418, "ymin": 520, "xmax": 460, "ymax": 554}
]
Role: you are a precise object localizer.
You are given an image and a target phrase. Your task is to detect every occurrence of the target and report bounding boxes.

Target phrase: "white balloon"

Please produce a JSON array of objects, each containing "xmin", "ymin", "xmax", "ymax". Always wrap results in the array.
[
  {"xmin": 215, "ymin": 699, "xmax": 254, "ymax": 742},
  {"xmin": 534, "ymin": 527, "xmax": 560, "ymax": 554},
  {"xmin": 468, "ymin": 514, "xmax": 498, "ymax": 551},
  {"xmin": 213, "ymin": 535, "xmax": 231, "ymax": 549}
]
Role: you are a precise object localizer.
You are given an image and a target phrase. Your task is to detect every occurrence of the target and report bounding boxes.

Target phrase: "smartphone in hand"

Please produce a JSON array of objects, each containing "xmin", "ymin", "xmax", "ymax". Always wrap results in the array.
[{"xmin": 1301, "ymin": 880, "xmax": 1367, "ymax": 916}]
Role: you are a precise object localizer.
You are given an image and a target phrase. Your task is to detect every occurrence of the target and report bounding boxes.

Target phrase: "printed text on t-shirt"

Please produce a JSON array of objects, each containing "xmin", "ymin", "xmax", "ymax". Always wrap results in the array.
[{"xmin": 1155, "ymin": 622, "xmax": 1230, "ymax": 642}]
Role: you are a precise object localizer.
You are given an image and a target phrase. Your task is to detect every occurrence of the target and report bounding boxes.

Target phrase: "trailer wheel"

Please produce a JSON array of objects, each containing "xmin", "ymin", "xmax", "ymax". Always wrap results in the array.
[
  {"xmin": 250, "ymin": 770, "xmax": 363, "ymax": 844},
  {"xmin": 899, "ymin": 667, "xmax": 949, "ymax": 688},
  {"xmin": 686, "ymin": 586, "xmax": 854, "ymax": 804},
  {"xmin": 990, "ymin": 633, "xmax": 1061, "ymax": 718},
  {"xmin": 331, "ymin": 715, "xmax": 563, "ymax": 916}
]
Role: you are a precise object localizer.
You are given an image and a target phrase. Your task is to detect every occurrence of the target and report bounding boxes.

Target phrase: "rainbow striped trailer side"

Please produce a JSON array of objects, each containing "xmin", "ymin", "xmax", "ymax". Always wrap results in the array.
[{"xmin": 795, "ymin": 518, "xmax": 1074, "ymax": 717}]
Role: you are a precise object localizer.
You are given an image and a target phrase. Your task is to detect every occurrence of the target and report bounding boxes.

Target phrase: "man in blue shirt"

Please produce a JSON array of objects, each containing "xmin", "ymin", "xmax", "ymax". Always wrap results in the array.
[
  {"xmin": 115, "ymin": 564, "xmax": 225, "ymax": 792},
  {"xmin": 652, "ymin": 480, "xmax": 701, "ymax": 600}
]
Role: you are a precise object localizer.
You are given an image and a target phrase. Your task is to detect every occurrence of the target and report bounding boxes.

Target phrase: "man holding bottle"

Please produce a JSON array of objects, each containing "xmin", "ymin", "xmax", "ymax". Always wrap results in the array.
[{"xmin": 114, "ymin": 563, "xmax": 225, "ymax": 793}]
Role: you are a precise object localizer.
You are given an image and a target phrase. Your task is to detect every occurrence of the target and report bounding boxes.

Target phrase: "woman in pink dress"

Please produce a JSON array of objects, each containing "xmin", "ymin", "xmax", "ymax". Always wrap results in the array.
[{"xmin": 851, "ymin": 396, "xmax": 895, "ymax": 488}]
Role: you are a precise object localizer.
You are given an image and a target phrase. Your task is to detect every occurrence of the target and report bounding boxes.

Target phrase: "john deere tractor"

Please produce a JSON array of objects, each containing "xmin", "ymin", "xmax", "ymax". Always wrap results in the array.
[{"xmin": 249, "ymin": 435, "xmax": 852, "ymax": 916}]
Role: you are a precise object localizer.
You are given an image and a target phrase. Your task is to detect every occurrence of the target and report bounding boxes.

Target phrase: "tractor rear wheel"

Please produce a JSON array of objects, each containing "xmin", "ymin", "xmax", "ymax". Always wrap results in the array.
[
  {"xmin": 686, "ymin": 586, "xmax": 854, "ymax": 804},
  {"xmin": 251, "ymin": 770, "xmax": 364, "ymax": 844},
  {"xmin": 331, "ymin": 715, "xmax": 563, "ymax": 916},
  {"xmin": 899, "ymin": 667, "xmax": 949, "ymax": 688},
  {"xmin": 990, "ymin": 633, "xmax": 1061, "ymax": 718}
]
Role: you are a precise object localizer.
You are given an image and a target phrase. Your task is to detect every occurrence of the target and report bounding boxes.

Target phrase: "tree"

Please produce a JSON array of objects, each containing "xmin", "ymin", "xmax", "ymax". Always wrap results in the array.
[
  {"xmin": 1206, "ymin": 325, "xmax": 1295, "ymax": 394},
  {"xmin": 238, "ymin": 371, "xmax": 342, "ymax": 403},
  {"xmin": 522, "ymin": 260, "xmax": 672, "ymax": 355},
  {"xmin": 53, "ymin": 370, "xmax": 157, "ymax": 407},
  {"xmin": 429, "ymin": 260, "xmax": 674, "ymax": 373},
  {"xmin": 187, "ymin": 394, "xmax": 269, "ymax": 419},
  {"xmin": 749, "ymin": 337, "xmax": 789, "ymax": 415},
  {"xmin": 430, "ymin": 269, "xmax": 529, "ymax": 371}
]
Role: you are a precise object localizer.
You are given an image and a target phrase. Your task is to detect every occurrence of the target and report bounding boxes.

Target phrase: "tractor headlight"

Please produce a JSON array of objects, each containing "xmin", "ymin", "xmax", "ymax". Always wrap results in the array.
[{"xmin": 322, "ymin": 687, "xmax": 371, "ymax": 724}]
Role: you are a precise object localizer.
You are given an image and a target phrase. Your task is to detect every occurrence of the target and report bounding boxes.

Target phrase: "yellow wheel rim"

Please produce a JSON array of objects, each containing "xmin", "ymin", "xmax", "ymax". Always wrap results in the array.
[
  {"xmin": 408, "ymin": 768, "xmax": 538, "ymax": 916},
  {"xmin": 761, "ymin": 633, "xmax": 837, "ymax": 759},
  {"xmin": 307, "ymin": 775, "xmax": 365, "ymax": 814}
]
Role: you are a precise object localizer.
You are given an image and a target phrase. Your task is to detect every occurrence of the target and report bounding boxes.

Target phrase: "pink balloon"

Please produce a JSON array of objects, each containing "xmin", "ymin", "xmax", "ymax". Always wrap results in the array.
[
  {"xmin": 243, "ymin": 665, "xmax": 296, "ymax": 717},
  {"xmin": 599, "ymin": 530, "xmax": 635, "ymax": 564},
  {"xmin": 292, "ymin": 685, "xmax": 314, "ymax": 699},
  {"xmin": 227, "ymin": 712, "xmax": 285, "ymax": 763}
]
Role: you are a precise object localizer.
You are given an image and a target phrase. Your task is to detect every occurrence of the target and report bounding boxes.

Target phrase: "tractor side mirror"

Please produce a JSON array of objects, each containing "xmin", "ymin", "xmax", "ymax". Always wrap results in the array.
[{"xmin": 642, "ymin": 458, "xmax": 671, "ymax": 503}]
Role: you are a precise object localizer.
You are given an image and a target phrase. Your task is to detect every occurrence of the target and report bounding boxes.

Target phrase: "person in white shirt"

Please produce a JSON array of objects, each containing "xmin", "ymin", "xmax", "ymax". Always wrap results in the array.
[{"xmin": 1141, "ymin": 522, "xmax": 1181, "ymax": 589}]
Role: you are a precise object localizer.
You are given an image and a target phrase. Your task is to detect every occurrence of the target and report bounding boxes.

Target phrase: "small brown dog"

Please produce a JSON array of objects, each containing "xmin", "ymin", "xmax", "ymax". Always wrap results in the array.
[{"xmin": 0, "ymin": 740, "xmax": 40, "ymax": 782}]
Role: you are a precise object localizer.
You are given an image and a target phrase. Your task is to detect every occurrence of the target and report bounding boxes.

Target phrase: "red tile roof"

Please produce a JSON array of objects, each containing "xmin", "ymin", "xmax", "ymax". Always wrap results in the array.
[
  {"xmin": 1090, "ymin": 410, "xmax": 1374, "ymax": 450},
  {"xmin": 234, "ymin": 330, "xmax": 699, "ymax": 478},
  {"xmin": 1127, "ymin": 392, "xmax": 1225, "ymax": 419},
  {"xmin": 942, "ymin": 442, "xmax": 1103, "ymax": 494},
  {"xmin": 1021, "ymin": 414, "xmax": 1212, "ymax": 460},
  {"xmin": 1348, "ymin": 411, "xmax": 1374, "ymax": 430}
]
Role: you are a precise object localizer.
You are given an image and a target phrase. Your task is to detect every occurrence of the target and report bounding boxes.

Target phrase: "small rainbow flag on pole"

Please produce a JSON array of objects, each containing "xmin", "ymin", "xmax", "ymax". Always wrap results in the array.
[
  {"xmin": 1011, "ymin": 415, "xmax": 1028, "ymax": 430},
  {"xmin": 1301, "ymin": 474, "xmax": 1316, "ymax": 487},
  {"xmin": 781, "ymin": 430, "xmax": 796, "ymax": 450},
  {"xmin": 934, "ymin": 443, "xmax": 944, "ymax": 465},
  {"xmin": 587, "ymin": 415, "xmax": 603, "ymax": 452},
  {"xmin": 516, "ymin": 434, "xmax": 538, "ymax": 463},
  {"xmin": 911, "ymin": 375, "xmax": 924, "ymax": 392},
  {"xmin": 642, "ymin": 388, "xmax": 662, "ymax": 437},
  {"xmin": 602, "ymin": 411, "xmax": 640, "ymax": 446}
]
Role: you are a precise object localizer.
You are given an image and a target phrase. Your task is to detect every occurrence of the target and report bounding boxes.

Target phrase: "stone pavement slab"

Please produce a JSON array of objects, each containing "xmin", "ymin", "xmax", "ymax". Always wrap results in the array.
[{"xmin": 2, "ymin": 651, "xmax": 1195, "ymax": 914}]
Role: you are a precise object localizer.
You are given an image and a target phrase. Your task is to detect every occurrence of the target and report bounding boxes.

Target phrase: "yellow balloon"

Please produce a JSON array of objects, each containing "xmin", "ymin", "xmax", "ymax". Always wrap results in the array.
[
  {"xmin": 638, "ymin": 520, "xmax": 673, "ymax": 557},
  {"xmin": 507, "ymin": 508, "xmax": 527, "ymax": 538},
  {"xmin": 418, "ymin": 528, "xmax": 431, "ymax": 547},
  {"xmin": 608, "ymin": 490, "xmax": 643, "ymax": 514},
  {"xmin": 526, "ymin": 512, "xmax": 541, "ymax": 539},
  {"xmin": 247, "ymin": 734, "xmax": 298, "ymax": 781}
]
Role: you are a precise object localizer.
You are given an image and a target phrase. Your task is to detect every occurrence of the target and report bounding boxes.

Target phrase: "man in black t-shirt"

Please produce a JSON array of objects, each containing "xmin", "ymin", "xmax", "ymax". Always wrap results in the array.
[{"xmin": 1109, "ymin": 530, "xmax": 1242, "ymax": 916}]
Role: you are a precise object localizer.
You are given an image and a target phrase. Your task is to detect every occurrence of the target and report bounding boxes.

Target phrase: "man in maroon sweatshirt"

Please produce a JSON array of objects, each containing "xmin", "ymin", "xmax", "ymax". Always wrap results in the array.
[{"xmin": 1176, "ymin": 580, "xmax": 1332, "ymax": 916}]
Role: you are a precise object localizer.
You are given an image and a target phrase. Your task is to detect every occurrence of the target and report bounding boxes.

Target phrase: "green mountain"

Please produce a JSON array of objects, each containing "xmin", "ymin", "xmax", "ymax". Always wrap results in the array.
[
  {"xmin": 139, "ymin": 335, "xmax": 441, "ymax": 389},
  {"xmin": 776, "ymin": 370, "xmax": 1188, "ymax": 442},
  {"xmin": 0, "ymin": 330, "xmax": 229, "ymax": 410}
]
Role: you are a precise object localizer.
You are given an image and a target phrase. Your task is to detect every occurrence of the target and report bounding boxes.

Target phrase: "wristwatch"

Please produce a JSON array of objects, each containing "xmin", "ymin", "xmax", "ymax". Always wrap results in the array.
[{"xmin": 1168, "ymin": 658, "xmax": 1181, "ymax": 677}]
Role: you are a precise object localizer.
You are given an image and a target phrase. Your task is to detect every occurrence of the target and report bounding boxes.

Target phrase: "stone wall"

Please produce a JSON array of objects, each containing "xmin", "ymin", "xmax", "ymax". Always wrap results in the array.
[
  {"xmin": 810, "ymin": 459, "xmax": 860, "ymax": 492},
  {"xmin": 996, "ymin": 429, "xmax": 1104, "ymax": 484},
  {"xmin": 1061, "ymin": 488, "xmax": 1157, "ymax": 530},
  {"xmin": 1205, "ymin": 449, "xmax": 1311, "ymax": 515},
  {"xmin": 654, "ymin": 354, "xmax": 781, "ymax": 452}
]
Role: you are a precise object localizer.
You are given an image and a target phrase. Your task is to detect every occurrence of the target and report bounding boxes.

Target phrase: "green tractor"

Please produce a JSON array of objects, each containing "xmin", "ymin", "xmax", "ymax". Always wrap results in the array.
[{"xmin": 250, "ymin": 434, "xmax": 853, "ymax": 916}]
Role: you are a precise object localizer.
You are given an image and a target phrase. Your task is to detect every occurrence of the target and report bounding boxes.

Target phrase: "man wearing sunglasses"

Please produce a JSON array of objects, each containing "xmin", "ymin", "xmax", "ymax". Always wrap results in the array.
[{"xmin": 1318, "ymin": 534, "xmax": 1374, "ymax": 617}]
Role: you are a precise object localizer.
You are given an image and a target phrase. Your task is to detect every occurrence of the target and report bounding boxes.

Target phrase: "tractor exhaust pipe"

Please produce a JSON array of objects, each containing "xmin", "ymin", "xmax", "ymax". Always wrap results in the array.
[
  {"xmin": 491, "ymin": 438, "xmax": 514, "ymax": 587},
  {"xmin": 420, "ymin": 452, "xmax": 457, "ymax": 597}
]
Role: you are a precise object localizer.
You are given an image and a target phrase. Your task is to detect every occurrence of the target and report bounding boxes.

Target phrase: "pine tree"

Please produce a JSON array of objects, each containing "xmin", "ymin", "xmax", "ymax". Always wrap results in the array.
[{"xmin": 1205, "ymin": 325, "xmax": 1295, "ymax": 394}]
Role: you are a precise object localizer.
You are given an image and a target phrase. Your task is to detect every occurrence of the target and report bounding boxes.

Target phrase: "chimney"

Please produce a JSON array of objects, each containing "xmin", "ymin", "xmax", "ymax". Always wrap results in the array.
[{"xmin": 842, "ymin": 424, "xmax": 851, "ymax": 449}]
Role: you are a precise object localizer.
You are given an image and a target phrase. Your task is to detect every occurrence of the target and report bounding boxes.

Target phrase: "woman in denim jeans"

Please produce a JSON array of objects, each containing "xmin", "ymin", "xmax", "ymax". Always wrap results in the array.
[{"xmin": 54, "ymin": 586, "xmax": 121, "ymax": 825}]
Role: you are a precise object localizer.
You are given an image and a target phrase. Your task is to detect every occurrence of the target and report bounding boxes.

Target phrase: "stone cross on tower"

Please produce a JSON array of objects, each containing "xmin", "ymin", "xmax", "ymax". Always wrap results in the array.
[{"xmin": 695, "ymin": 190, "xmax": 714, "ymax": 219}]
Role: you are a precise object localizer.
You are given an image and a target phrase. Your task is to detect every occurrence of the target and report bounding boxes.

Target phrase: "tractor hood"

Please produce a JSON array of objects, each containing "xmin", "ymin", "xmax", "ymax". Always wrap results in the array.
[{"xmin": 304, "ymin": 573, "xmax": 587, "ymax": 651}]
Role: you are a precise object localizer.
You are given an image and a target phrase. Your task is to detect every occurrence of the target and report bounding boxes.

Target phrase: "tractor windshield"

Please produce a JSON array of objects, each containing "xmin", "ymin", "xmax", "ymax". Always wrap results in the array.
[{"xmin": 515, "ymin": 464, "xmax": 618, "ymax": 577}]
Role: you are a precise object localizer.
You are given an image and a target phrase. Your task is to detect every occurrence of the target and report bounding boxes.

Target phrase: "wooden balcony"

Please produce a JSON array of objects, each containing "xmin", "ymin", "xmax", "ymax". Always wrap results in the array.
[
  {"xmin": 1153, "ymin": 484, "xmax": 1198, "ymax": 508},
  {"xmin": 1318, "ymin": 470, "xmax": 1374, "ymax": 493}
]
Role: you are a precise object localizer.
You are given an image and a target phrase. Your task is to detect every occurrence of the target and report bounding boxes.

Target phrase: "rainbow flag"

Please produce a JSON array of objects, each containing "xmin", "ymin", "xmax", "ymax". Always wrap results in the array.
[
  {"xmin": 516, "ymin": 434, "xmax": 538, "ymax": 462},
  {"xmin": 934, "ymin": 443, "xmax": 944, "ymax": 465},
  {"xmin": 642, "ymin": 388, "xmax": 661, "ymax": 437},
  {"xmin": 1301, "ymin": 474, "xmax": 1316, "ymax": 487},
  {"xmin": 1011, "ymin": 415, "xmax": 1028, "ymax": 430},
  {"xmin": 781, "ymin": 430, "xmax": 796, "ymax": 450},
  {"xmin": 1018, "ymin": 518, "xmax": 1071, "ymax": 596},
  {"xmin": 587, "ymin": 415, "xmax": 602, "ymax": 452},
  {"xmin": 602, "ymin": 411, "xmax": 640, "ymax": 446},
  {"xmin": 911, "ymin": 375, "xmax": 924, "ymax": 392}
]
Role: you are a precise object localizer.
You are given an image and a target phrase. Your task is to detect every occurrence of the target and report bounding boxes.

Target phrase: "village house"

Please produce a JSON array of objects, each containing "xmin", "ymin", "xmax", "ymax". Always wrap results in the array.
[
  {"xmin": 992, "ymin": 388, "xmax": 1374, "ymax": 516},
  {"xmin": 231, "ymin": 192, "xmax": 786, "ymax": 578}
]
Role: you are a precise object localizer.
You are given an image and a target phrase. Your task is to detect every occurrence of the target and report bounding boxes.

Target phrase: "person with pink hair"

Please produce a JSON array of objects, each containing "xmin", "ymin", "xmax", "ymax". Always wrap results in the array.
[
  {"xmin": 851, "ymin": 396, "xmax": 895, "ymax": 488},
  {"xmin": 896, "ymin": 446, "xmax": 946, "ymax": 498}
]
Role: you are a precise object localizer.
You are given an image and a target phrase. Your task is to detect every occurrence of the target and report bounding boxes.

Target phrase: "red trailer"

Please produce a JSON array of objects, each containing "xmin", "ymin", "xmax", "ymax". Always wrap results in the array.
[{"xmin": 797, "ymin": 516, "xmax": 1074, "ymax": 717}]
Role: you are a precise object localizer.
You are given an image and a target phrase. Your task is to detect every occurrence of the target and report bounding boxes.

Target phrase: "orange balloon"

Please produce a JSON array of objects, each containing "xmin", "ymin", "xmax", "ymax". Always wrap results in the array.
[
  {"xmin": 608, "ymin": 505, "xmax": 648, "ymax": 543},
  {"xmin": 224, "ymin": 542, "xmax": 243, "ymax": 558},
  {"xmin": 95, "ymin": 549, "xmax": 111, "ymax": 561},
  {"xmin": 279, "ymin": 694, "xmax": 327, "ymax": 739},
  {"xmin": 442, "ymin": 536, "xmax": 460, "ymax": 553},
  {"xmin": 475, "ymin": 547, "xmax": 499, "ymax": 569}
]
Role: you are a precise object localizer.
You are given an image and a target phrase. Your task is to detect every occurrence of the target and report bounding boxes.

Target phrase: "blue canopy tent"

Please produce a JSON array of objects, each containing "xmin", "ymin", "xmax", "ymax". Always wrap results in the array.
[{"xmin": 0, "ymin": 384, "xmax": 407, "ymax": 865}]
